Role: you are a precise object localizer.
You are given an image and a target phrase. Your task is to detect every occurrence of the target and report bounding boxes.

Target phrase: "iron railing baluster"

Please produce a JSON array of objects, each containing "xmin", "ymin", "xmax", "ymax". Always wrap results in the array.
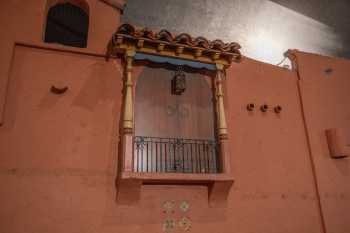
[{"xmin": 133, "ymin": 136, "xmax": 219, "ymax": 174}]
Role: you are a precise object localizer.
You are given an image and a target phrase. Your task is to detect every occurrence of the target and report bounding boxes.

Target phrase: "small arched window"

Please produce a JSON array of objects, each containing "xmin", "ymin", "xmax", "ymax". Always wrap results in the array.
[{"xmin": 44, "ymin": 2, "xmax": 89, "ymax": 48}]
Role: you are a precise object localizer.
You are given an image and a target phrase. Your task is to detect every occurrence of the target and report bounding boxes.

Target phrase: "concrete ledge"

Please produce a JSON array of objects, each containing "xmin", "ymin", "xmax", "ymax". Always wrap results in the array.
[{"xmin": 116, "ymin": 171, "xmax": 234, "ymax": 207}]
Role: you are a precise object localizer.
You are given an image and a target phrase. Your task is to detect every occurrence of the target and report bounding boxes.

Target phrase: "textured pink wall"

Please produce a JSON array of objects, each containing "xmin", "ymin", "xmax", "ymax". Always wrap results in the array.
[
  {"xmin": 0, "ymin": 45, "xmax": 124, "ymax": 233},
  {"xmin": 0, "ymin": 48, "xmax": 325, "ymax": 233},
  {"xmin": 292, "ymin": 50, "xmax": 350, "ymax": 233},
  {"xmin": 225, "ymin": 59, "xmax": 323, "ymax": 233},
  {"xmin": 0, "ymin": 0, "xmax": 122, "ymax": 124},
  {"xmin": 0, "ymin": 1, "xmax": 349, "ymax": 233}
]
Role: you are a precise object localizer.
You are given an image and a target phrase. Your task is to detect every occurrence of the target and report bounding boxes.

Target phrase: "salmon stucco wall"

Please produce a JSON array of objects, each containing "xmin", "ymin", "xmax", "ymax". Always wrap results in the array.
[
  {"xmin": 0, "ymin": 45, "xmax": 124, "ymax": 233},
  {"xmin": 292, "ymin": 50, "xmax": 350, "ymax": 233},
  {"xmin": 225, "ymin": 58, "xmax": 324, "ymax": 233},
  {"xmin": 0, "ymin": 1, "xmax": 350, "ymax": 233},
  {"xmin": 0, "ymin": 0, "xmax": 123, "ymax": 124},
  {"xmin": 0, "ymin": 47, "xmax": 328, "ymax": 233}
]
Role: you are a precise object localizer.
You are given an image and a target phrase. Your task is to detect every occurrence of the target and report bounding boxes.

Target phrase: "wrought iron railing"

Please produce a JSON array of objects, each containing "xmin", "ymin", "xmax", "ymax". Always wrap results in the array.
[{"xmin": 133, "ymin": 136, "xmax": 220, "ymax": 173}]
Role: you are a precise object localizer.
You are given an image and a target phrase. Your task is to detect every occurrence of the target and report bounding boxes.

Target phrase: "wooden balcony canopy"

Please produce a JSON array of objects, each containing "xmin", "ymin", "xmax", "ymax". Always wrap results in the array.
[
  {"xmin": 107, "ymin": 23, "xmax": 242, "ymax": 70},
  {"xmin": 112, "ymin": 24, "xmax": 236, "ymax": 206}
]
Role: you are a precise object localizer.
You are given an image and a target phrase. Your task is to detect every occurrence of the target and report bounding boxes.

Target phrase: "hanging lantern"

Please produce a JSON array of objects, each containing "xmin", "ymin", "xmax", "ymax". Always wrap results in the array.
[{"xmin": 171, "ymin": 66, "xmax": 186, "ymax": 95}]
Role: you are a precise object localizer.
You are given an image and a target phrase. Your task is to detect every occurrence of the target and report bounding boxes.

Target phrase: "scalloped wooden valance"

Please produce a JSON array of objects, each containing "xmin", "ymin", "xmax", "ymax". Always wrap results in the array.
[{"xmin": 107, "ymin": 23, "xmax": 242, "ymax": 68}]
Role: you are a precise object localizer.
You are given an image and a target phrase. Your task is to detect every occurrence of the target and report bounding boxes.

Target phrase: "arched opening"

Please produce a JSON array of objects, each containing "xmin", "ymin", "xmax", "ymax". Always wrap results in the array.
[
  {"xmin": 134, "ymin": 65, "xmax": 218, "ymax": 173},
  {"xmin": 44, "ymin": 1, "xmax": 89, "ymax": 48}
]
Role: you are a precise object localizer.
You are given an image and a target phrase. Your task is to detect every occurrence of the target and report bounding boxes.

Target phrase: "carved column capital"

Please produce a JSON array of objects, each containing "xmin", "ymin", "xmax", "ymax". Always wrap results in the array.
[
  {"xmin": 215, "ymin": 63, "xmax": 224, "ymax": 71},
  {"xmin": 125, "ymin": 49, "xmax": 136, "ymax": 58}
]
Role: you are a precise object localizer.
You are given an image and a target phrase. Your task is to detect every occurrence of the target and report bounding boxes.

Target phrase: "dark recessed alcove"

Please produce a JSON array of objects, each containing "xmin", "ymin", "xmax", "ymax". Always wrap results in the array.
[
  {"xmin": 45, "ymin": 2, "xmax": 89, "ymax": 48},
  {"xmin": 134, "ymin": 65, "xmax": 218, "ymax": 174}
]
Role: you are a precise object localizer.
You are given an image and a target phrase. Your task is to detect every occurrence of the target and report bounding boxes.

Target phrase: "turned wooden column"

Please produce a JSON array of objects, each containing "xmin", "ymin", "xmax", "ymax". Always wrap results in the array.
[
  {"xmin": 121, "ymin": 49, "xmax": 135, "ymax": 172},
  {"xmin": 123, "ymin": 49, "xmax": 135, "ymax": 134},
  {"xmin": 215, "ymin": 64, "xmax": 228, "ymax": 140},
  {"xmin": 215, "ymin": 63, "xmax": 231, "ymax": 174}
]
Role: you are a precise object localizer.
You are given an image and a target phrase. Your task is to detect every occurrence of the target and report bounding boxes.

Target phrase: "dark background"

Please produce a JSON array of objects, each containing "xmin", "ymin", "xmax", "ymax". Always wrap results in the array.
[{"xmin": 122, "ymin": 0, "xmax": 350, "ymax": 65}]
